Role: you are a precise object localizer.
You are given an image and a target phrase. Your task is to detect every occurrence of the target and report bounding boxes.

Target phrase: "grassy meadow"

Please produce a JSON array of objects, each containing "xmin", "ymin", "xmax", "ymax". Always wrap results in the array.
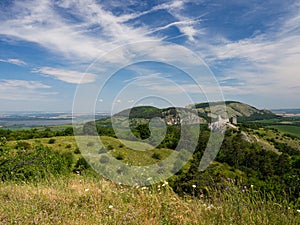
[{"xmin": 0, "ymin": 175, "xmax": 299, "ymax": 225}]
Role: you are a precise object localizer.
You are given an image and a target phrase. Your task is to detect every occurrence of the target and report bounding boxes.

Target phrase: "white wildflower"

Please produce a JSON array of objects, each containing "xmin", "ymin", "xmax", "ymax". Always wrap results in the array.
[{"xmin": 162, "ymin": 181, "xmax": 168, "ymax": 187}]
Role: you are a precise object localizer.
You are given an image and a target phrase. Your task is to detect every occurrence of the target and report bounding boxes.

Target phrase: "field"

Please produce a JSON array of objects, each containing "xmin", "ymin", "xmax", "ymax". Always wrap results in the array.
[
  {"xmin": 13, "ymin": 136, "xmax": 175, "ymax": 167},
  {"xmin": 270, "ymin": 125, "xmax": 300, "ymax": 138},
  {"xmin": 0, "ymin": 175, "xmax": 299, "ymax": 225}
]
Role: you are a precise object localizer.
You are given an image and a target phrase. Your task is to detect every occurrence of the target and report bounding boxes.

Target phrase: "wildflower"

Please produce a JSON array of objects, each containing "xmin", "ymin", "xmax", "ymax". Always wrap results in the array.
[
  {"xmin": 192, "ymin": 184, "xmax": 196, "ymax": 188},
  {"xmin": 141, "ymin": 187, "xmax": 147, "ymax": 190},
  {"xmin": 241, "ymin": 189, "xmax": 245, "ymax": 193},
  {"xmin": 297, "ymin": 209, "xmax": 300, "ymax": 213},
  {"xmin": 244, "ymin": 186, "xmax": 247, "ymax": 189},
  {"xmin": 109, "ymin": 205, "xmax": 113, "ymax": 209},
  {"xmin": 250, "ymin": 184, "xmax": 254, "ymax": 188},
  {"xmin": 146, "ymin": 177, "xmax": 152, "ymax": 181},
  {"xmin": 162, "ymin": 181, "xmax": 168, "ymax": 187},
  {"xmin": 85, "ymin": 188, "xmax": 89, "ymax": 192}
]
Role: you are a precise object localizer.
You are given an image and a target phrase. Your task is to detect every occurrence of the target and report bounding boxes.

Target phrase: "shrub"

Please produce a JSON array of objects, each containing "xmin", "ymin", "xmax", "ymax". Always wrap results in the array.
[
  {"xmin": 74, "ymin": 147, "xmax": 81, "ymax": 154},
  {"xmin": 0, "ymin": 144, "xmax": 73, "ymax": 181},
  {"xmin": 73, "ymin": 157, "xmax": 90, "ymax": 173},
  {"xmin": 115, "ymin": 153, "xmax": 124, "ymax": 160},
  {"xmin": 107, "ymin": 145, "xmax": 114, "ymax": 150},
  {"xmin": 87, "ymin": 142, "xmax": 95, "ymax": 147},
  {"xmin": 48, "ymin": 138, "xmax": 56, "ymax": 144},
  {"xmin": 99, "ymin": 155, "xmax": 109, "ymax": 164},
  {"xmin": 66, "ymin": 144, "xmax": 72, "ymax": 149},
  {"xmin": 98, "ymin": 147, "xmax": 106, "ymax": 154},
  {"xmin": 15, "ymin": 141, "xmax": 31, "ymax": 150},
  {"xmin": 151, "ymin": 152, "xmax": 161, "ymax": 160}
]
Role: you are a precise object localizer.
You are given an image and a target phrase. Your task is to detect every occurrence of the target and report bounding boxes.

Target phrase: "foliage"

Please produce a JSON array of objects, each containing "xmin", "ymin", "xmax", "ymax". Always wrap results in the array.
[
  {"xmin": 0, "ymin": 126, "xmax": 74, "ymax": 141},
  {"xmin": 169, "ymin": 128, "xmax": 300, "ymax": 208},
  {"xmin": 48, "ymin": 138, "xmax": 56, "ymax": 144},
  {"xmin": 0, "ymin": 139, "xmax": 73, "ymax": 181}
]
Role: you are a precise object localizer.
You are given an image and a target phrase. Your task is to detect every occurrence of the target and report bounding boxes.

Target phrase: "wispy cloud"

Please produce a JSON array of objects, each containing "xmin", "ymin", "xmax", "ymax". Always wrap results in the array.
[
  {"xmin": 33, "ymin": 67, "xmax": 97, "ymax": 84},
  {"xmin": 195, "ymin": 5, "xmax": 300, "ymax": 103},
  {"xmin": 0, "ymin": 79, "xmax": 56, "ymax": 101},
  {"xmin": 0, "ymin": 58, "xmax": 27, "ymax": 66},
  {"xmin": 0, "ymin": 0, "xmax": 158, "ymax": 63},
  {"xmin": 0, "ymin": 0, "xmax": 202, "ymax": 65}
]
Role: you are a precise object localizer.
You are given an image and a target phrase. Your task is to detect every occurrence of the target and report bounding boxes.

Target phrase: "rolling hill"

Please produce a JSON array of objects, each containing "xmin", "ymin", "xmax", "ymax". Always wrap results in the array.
[{"xmin": 111, "ymin": 101, "xmax": 279, "ymax": 126}]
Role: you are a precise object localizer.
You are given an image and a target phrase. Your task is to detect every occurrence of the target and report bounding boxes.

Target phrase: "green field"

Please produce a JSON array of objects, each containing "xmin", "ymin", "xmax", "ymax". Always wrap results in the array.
[
  {"xmin": 270, "ymin": 125, "xmax": 300, "ymax": 138},
  {"xmin": 10, "ymin": 136, "xmax": 175, "ymax": 167}
]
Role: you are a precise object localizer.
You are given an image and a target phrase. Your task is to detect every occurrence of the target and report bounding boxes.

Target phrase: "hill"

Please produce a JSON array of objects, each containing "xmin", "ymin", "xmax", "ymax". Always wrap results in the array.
[
  {"xmin": 111, "ymin": 101, "xmax": 279, "ymax": 126},
  {"xmin": 191, "ymin": 101, "xmax": 279, "ymax": 122}
]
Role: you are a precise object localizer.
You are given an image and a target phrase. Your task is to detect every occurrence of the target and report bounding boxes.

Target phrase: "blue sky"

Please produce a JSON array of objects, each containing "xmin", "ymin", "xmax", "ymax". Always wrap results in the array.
[{"xmin": 0, "ymin": 0, "xmax": 299, "ymax": 112}]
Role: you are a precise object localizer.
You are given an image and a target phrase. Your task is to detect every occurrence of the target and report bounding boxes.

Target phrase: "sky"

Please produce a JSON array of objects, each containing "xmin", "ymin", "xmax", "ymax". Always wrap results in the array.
[{"xmin": 0, "ymin": 0, "xmax": 299, "ymax": 112}]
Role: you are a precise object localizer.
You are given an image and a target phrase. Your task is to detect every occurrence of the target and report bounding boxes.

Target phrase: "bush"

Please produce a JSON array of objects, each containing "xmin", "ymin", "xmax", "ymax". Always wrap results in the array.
[
  {"xmin": 0, "ymin": 143, "xmax": 73, "ymax": 181},
  {"xmin": 107, "ymin": 145, "xmax": 114, "ymax": 150},
  {"xmin": 73, "ymin": 157, "xmax": 90, "ymax": 173},
  {"xmin": 98, "ymin": 147, "xmax": 106, "ymax": 154},
  {"xmin": 99, "ymin": 155, "xmax": 109, "ymax": 164},
  {"xmin": 151, "ymin": 152, "xmax": 161, "ymax": 160},
  {"xmin": 87, "ymin": 142, "xmax": 95, "ymax": 147},
  {"xmin": 48, "ymin": 138, "xmax": 56, "ymax": 144},
  {"xmin": 65, "ymin": 144, "xmax": 72, "ymax": 149},
  {"xmin": 15, "ymin": 141, "xmax": 31, "ymax": 150},
  {"xmin": 115, "ymin": 153, "xmax": 124, "ymax": 160},
  {"xmin": 74, "ymin": 147, "xmax": 81, "ymax": 154}
]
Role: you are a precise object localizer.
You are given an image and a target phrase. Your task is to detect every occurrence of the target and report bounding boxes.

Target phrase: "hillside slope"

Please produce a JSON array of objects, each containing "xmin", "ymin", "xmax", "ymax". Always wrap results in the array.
[{"xmin": 112, "ymin": 101, "xmax": 279, "ymax": 125}]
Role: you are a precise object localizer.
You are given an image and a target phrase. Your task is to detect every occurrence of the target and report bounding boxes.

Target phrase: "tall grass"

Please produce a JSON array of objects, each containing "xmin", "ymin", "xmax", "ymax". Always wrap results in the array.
[{"xmin": 0, "ymin": 175, "xmax": 299, "ymax": 225}]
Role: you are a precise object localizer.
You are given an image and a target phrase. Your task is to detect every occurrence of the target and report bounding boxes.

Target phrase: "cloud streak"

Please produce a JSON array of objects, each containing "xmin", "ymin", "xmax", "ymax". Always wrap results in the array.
[
  {"xmin": 0, "ymin": 79, "xmax": 56, "ymax": 101},
  {"xmin": 33, "ymin": 67, "xmax": 97, "ymax": 84},
  {"xmin": 0, "ymin": 58, "xmax": 27, "ymax": 66}
]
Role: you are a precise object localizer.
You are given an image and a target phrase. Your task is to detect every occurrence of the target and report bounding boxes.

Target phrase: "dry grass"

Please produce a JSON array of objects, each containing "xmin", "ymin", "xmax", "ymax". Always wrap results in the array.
[{"xmin": 0, "ymin": 175, "xmax": 299, "ymax": 225}]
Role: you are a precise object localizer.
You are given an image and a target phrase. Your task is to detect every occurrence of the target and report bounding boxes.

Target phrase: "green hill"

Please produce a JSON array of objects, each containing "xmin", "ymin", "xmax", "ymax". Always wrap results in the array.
[
  {"xmin": 111, "ymin": 101, "xmax": 279, "ymax": 125},
  {"xmin": 192, "ymin": 101, "xmax": 279, "ymax": 122}
]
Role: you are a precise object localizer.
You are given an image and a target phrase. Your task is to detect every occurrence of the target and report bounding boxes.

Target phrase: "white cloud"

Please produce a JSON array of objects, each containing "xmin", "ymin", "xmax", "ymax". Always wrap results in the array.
[
  {"xmin": 0, "ymin": 0, "xmax": 159, "ymax": 63},
  {"xmin": 0, "ymin": 58, "xmax": 27, "ymax": 66},
  {"xmin": 33, "ymin": 67, "xmax": 97, "ymax": 84},
  {"xmin": 0, "ymin": 79, "xmax": 56, "ymax": 101},
  {"xmin": 195, "ymin": 8, "xmax": 300, "ymax": 103},
  {"xmin": 0, "ymin": 0, "xmax": 201, "ymax": 66}
]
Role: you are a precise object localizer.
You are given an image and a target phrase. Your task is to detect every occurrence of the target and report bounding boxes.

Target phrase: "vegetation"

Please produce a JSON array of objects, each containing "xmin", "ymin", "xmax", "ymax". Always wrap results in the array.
[
  {"xmin": 0, "ymin": 175, "xmax": 299, "ymax": 224},
  {"xmin": 0, "ymin": 102, "xmax": 300, "ymax": 224},
  {"xmin": 270, "ymin": 125, "xmax": 300, "ymax": 139}
]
